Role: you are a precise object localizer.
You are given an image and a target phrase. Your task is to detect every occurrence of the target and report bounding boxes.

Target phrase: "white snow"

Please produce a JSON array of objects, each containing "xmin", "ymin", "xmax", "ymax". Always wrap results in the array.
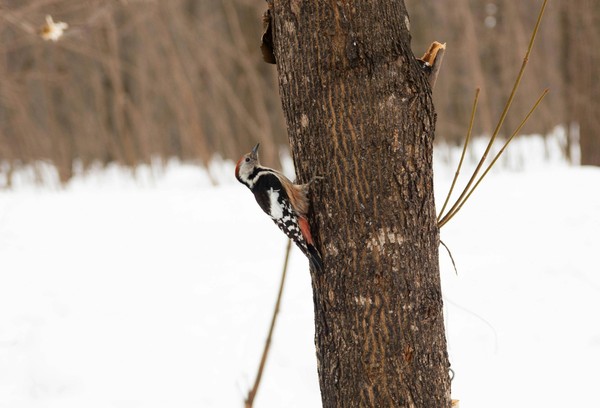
[{"xmin": 1, "ymin": 134, "xmax": 599, "ymax": 408}]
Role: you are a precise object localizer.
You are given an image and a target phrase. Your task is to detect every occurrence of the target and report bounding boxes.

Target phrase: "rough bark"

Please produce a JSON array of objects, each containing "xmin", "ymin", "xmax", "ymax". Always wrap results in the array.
[{"xmin": 269, "ymin": 0, "xmax": 451, "ymax": 406}]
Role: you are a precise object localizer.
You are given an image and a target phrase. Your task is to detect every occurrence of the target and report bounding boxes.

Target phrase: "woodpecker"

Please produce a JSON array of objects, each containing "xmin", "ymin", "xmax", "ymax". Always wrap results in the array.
[{"xmin": 235, "ymin": 144, "xmax": 323, "ymax": 271}]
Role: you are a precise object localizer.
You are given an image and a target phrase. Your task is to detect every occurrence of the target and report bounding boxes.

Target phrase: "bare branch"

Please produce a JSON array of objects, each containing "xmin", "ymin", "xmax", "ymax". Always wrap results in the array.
[{"xmin": 417, "ymin": 41, "xmax": 446, "ymax": 90}]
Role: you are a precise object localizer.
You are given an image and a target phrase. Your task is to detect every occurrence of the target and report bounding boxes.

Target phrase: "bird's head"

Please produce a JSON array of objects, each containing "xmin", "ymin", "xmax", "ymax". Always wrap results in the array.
[{"xmin": 235, "ymin": 143, "xmax": 260, "ymax": 187}]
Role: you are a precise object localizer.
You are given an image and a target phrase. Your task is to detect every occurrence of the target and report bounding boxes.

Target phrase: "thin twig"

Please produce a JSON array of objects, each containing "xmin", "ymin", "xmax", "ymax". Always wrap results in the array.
[
  {"xmin": 440, "ymin": 239, "xmax": 458, "ymax": 275},
  {"xmin": 245, "ymin": 239, "xmax": 292, "ymax": 408},
  {"xmin": 438, "ymin": 89, "xmax": 549, "ymax": 228},
  {"xmin": 437, "ymin": 0, "xmax": 549, "ymax": 228},
  {"xmin": 437, "ymin": 88, "xmax": 480, "ymax": 222}
]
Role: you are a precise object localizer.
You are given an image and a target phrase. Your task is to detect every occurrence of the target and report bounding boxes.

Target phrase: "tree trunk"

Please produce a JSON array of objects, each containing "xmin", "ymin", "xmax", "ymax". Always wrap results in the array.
[{"xmin": 269, "ymin": 1, "xmax": 451, "ymax": 406}]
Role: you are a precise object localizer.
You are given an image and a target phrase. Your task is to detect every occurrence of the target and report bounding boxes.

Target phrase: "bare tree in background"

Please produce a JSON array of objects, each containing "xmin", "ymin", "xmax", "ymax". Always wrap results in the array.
[
  {"xmin": 268, "ymin": 0, "xmax": 451, "ymax": 405},
  {"xmin": 408, "ymin": 0, "xmax": 600, "ymax": 165},
  {"xmin": 1, "ymin": 0, "xmax": 599, "ymax": 184},
  {"xmin": 0, "ymin": 0, "xmax": 285, "ymax": 183},
  {"xmin": 560, "ymin": 0, "xmax": 600, "ymax": 165}
]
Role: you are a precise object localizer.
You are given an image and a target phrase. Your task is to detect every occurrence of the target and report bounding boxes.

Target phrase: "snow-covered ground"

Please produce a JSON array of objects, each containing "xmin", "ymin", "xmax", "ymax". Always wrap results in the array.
[{"xmin": 1, "ymin": 134, "xmax": 599, "ymax": 408}]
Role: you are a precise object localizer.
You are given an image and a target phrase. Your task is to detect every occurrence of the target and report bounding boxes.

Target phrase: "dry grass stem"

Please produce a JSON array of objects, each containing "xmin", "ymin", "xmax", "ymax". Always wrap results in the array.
[
  {"xmin": 437, "ymin": 88, "xmax": 479, "ymax": 222},
  {"xmin": 437, "ymin": 0, "xmax": 549, "ymax": 228},
  {"xmin": 438, "ymin": 89, "xmax": 549, "ymax": 228},
  {"xmin": 245, "ymin": 239, "xmax": 292, "ymax": 408}
]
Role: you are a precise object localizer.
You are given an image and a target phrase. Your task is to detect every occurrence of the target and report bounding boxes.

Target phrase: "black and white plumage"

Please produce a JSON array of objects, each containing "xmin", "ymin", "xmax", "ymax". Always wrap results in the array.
[{"xmin": 235, "ymin": 144, "xmax": 323, "ymax": 271}]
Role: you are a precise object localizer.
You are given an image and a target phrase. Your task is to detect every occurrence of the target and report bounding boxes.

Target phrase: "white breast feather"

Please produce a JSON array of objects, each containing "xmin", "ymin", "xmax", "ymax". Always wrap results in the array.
[{"xmin": 268, "ymin": 188, "xmax": 284, "ymax": 219}]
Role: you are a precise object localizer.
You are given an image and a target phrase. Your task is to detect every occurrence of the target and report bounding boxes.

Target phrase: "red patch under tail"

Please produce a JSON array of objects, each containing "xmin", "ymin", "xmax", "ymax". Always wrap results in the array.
[
  {"xmin": 299, "ymin": 216, "xmax": 323, "ymax": 272},
  {"xmin": 298, "ymin": 216, "xmax": 314, "ymax": 245}
]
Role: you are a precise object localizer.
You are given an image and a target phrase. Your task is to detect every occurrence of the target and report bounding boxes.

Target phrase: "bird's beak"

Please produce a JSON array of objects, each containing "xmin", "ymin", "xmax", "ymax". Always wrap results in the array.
[{"xmin": 251, "ymin": 143, "xmax": 260, "ymax": 159}]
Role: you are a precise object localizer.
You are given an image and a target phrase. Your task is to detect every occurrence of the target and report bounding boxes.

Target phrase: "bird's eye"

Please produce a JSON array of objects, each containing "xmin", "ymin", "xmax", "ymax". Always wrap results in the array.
[{"xmin": 245, "ymin": 157, "xmax": 250, "ymax": 162}]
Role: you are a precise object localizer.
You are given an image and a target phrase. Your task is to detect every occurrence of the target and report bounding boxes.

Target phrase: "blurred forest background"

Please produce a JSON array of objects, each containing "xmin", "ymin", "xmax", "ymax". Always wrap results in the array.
[{"xmin": 0, "ymin": 0, "xmax": 599, "ymax": 184}]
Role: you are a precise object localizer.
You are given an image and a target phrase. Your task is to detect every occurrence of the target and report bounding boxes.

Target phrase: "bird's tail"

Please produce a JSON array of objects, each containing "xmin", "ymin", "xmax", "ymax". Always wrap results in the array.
[{"xmin": 306, "ymin": 244, "xmax": 323, "ymax": 273}]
